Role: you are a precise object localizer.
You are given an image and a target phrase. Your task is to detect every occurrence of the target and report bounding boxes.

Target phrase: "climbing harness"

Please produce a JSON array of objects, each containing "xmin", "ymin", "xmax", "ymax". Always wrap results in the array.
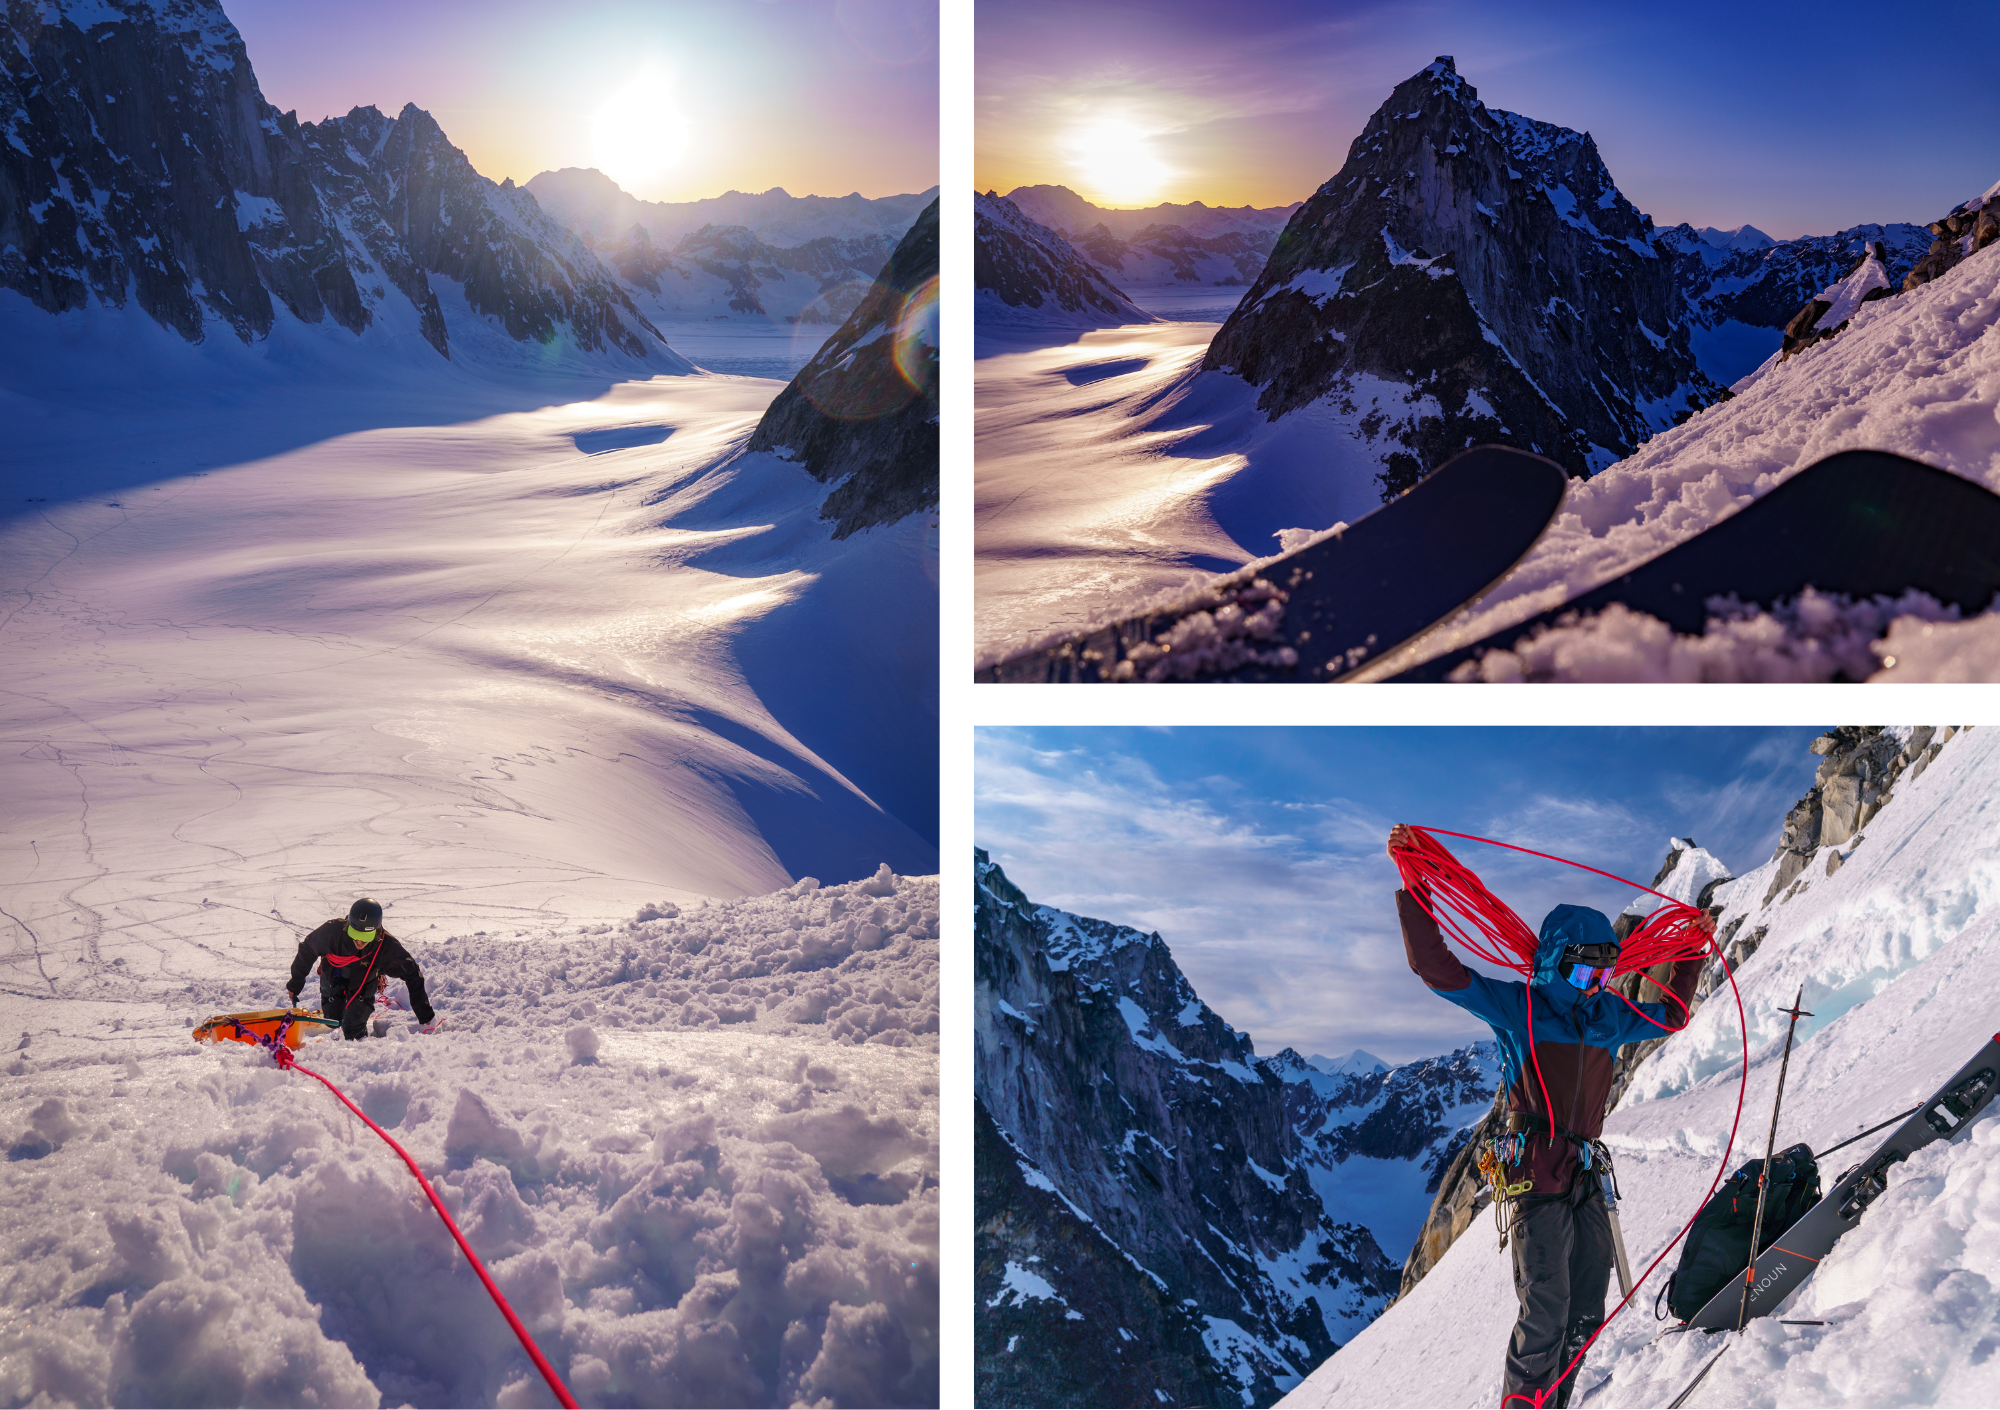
[
  {"xmin": 224, "ymin": 1021, "xmax": 577, "ymax": 1407},
  {"xmin": 1392, "ymin": 826, "xmax": 1751, "ymax": 1410}
]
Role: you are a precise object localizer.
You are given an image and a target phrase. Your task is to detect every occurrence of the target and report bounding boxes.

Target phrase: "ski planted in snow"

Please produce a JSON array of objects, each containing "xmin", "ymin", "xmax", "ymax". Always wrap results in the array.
[
  {"xmin": 1393, "ymin": 449, "xmax": 2000, "ymax": 680},
  {"xmin": 979, "ymin": 444, "xmax": 1569, "ymax": 683},
  {"xmin": 1683, "ymin": 1031, "xmax": 2000, "ymax": 1329}
]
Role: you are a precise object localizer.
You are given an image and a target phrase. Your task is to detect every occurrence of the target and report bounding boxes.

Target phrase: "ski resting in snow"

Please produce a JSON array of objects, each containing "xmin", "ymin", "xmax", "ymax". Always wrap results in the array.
[
  {"xmin": 979, "ymin": 444, "xmax": 1569, "ymax": 682},
  {"xmin": 1394, "ymin": 449, "xmax": 2000, "ymax": 681}
]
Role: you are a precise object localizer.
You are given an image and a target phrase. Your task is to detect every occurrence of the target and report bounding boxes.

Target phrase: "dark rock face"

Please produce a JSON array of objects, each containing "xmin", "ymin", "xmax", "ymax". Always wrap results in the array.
[
  {"xmin": 1, "ymin": 0, "xmax": 668, "ymax": 363},
  {"xmin": 1902, "ymin": 186, "xmax": 2000, "ymax": 292},
  {"xmin": 1205, "ymin": 56, "xmax": 1721, "ymax": 492},
  {"xmin": 974, "ymin": 192, "xmax": 1155, "ymax": 326},
  {"xmin": 745, "ymin": 198, "xmax": 937, "ymax": 539},
  {"xmin": 976, "ymin": 1099, "xmax": 1234, "ymax": 1409},
  {"xmin": 974, "ymin": 850, "xmax": 1396, "ymax": 1408}
]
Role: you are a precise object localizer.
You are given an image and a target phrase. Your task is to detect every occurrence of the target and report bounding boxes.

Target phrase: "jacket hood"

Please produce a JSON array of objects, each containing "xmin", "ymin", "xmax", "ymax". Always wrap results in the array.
[{"xmin": 1532, "ymin": 903, "xmax": 1617, "ymax": 986}]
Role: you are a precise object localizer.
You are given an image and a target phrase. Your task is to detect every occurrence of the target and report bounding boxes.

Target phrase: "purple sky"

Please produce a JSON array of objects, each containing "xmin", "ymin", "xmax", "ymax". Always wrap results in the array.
[
  {"xmin": 227, "ymin": 0, "xmax": 937, "ymax": 204},
  {"xmin": 975, "ymin": 0, "xmax": 2000, "ymax": 237}
]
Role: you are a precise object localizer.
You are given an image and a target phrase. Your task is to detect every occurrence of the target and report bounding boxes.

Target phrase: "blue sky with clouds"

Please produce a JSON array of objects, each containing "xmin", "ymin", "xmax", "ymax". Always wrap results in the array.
[{"xmin": 976, "ymin": 726, "xmax": 1830, "ymax": 1066}]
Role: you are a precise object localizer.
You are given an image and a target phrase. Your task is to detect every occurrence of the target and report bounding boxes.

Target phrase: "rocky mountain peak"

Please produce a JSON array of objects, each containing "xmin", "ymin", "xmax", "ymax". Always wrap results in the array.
[
  {"xmin": 1205, "ymin": 58, "xmax": 1720, "ymax": 494},
  {"xmin": 974, "ymin": 850, "xmax": 1399, "ymax": 1405}
]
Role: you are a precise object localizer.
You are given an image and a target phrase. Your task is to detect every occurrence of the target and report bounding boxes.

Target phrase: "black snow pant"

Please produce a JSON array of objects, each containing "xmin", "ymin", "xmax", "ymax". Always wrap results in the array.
[
  {"xmin": 320, "ymin": 979, "xmax": 375, "ymax": 1040},
  {"xmin": 1501, "ymin": 1183, "xmax": 1613, "ymax": 1408}
]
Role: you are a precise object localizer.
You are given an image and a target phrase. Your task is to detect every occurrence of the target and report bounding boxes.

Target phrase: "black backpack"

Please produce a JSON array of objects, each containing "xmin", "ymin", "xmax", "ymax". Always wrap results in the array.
[{"xmin": 1664, "ymin": 1142, "xmax": 1821, "ymax": 1321}]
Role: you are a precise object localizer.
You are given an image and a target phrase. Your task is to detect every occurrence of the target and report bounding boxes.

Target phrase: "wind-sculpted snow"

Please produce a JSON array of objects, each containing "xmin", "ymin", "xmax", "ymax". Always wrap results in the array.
[
  {"xmin": 1280, "ymin": 727, "xmax": 2000, "ymax": 1407},
  {"xmin": 0, "ymin": 873, "xmax": 939, "ymax": 1408}
]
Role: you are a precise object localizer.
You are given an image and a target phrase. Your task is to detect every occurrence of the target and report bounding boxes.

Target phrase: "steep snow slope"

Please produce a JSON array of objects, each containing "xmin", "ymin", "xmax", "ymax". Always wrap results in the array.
[
  {"xmin": 1358, "ymin": 232, "xmax": 2000, "ymax": 682},
  {"xmin": 1283, "ymin": 726, "xmax": 2000, "ymax": 1408},
  {"xmin": 0, "ymin": 871, "xmax": 939, "ymax": 1408}
]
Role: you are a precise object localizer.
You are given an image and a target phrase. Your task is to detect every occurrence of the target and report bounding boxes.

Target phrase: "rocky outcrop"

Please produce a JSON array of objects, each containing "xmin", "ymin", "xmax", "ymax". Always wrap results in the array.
[
  {"xmin": 0, "ymin": 0, "xmax": 672, "ymax": 364},
  {"xmin": 1758, "ymin": 726, "xmax": 1953, "ymax": 905},
  {"xmin": 1204, "ymin": 56, "xmax": 1722, "ymax": 494},
  {"xmin": 746, "ymin": 199, "xmax": 937, "ymax": 539},
  {"xmin": 974, "ymin": 850, "xmax": 1394, "ymax": 1407},
  {"xmin": 1901, "ymin": 182, "xmax": 2000, "ymax": 292},
  {"xmin": 974, "ymin": 193, "xmax": 1156, "ymax": 327},
  {"xmin": 976, "ymin": 1099, "xmax": 1237, "ymax": 1408},
  {"xmin": 1777, "ymin": 242, "xmax": 1898, "ymax": 362}
]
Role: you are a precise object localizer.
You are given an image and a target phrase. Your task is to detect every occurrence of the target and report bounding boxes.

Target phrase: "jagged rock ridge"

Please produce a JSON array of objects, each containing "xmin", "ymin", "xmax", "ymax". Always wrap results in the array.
[
  {"xmin": 1, "ymin": 0, "xmax": 675, "ymax": 365},
  {"xmin": 1205, "ymin": 56, "xmax": 1723, "ymax": 494},
  {"xmin": 974, "ymin": 850, "xmax": 1402, "ymax": 1407},
  {"xmin": 974, "ymin": 193, "xmax": 1156, "ymax": 328},
  {"xmin": 746, "ymin": 198, "xmax": 937, "ymax": 538}
]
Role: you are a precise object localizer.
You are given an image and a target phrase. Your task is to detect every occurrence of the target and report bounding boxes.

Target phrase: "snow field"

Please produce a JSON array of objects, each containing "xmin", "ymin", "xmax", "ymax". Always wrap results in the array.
[
  {"xmin": 1282, "ymin": 728, "xmax": 2000, "ymax": 1407},
  {"xmin": 0, "ymin": 871, "xmax": 939, "ymax": 1408}
]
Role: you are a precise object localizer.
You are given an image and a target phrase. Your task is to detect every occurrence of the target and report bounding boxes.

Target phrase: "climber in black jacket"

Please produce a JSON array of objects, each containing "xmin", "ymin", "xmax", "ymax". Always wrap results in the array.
[{"xmin": 286, "ymin": 897, "xmax": 434, "ymax": 1039}]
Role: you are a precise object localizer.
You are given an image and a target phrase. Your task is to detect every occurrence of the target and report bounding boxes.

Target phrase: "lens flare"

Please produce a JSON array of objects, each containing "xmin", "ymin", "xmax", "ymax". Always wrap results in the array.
[
  {"xmin": 591, "ymin": 67, "xmax": 689, "ymax": 191},
  {"xmin": 1065, "ymin": 119, "xmax": 1172, "ymax": 205},
  {"xmin": 892, "ymin": 275, "xmax": 938, "ymax": 395}
]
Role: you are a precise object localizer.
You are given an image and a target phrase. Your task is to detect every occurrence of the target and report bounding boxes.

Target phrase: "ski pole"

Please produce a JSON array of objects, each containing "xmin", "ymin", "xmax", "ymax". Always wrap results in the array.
[{"xmin": 1738, "ymin": 984, "xmax": 1811, "ymax": 1331}]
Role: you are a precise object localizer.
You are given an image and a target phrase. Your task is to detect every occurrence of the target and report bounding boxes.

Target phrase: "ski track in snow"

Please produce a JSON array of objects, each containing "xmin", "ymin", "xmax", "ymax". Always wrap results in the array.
[
  {"xmin": 1, "ymin": 295, "xmax": 939, "ymax": 1405},
  {"xmin": 1282, "ymin": 727, "xmax": 2000, "ymax": 1408}
]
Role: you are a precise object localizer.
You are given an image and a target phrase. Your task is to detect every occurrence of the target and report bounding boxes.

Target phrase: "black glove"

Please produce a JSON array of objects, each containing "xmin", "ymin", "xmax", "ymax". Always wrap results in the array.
[{"xmin": 286, "ymin": 990, "xmax": 301, "ymax": 1009}]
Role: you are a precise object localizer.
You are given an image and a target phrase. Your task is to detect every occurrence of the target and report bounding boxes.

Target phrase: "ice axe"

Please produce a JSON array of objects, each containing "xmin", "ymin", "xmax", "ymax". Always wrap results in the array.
[
  {"xmin": 1739, "ymin": 983, "xmax": 1812, "ymax": 1331},
  {"xmin": 1601, "ymin": 1161, "xmax": 1634, "ymax": 1301}
]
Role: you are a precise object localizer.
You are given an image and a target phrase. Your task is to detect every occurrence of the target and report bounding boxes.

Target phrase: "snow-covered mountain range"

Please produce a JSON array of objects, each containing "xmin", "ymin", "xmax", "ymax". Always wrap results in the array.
[
  {"xmin": 974, "ymin": 192, "xmax": 1156, "ymax": 328},
  {"xmin": 974, "ymin": 851, "xmax": 1498, "ymax": 1407},
  {"xmin": 520, "ymin": 170, "xmax": 938, "ymax": 329},
  {"xmin": 1, "ymin": 0, "xmax": 676, "ymax": 370},
  {"xmin": 527, "ymin": 168, "xmax": 935, "ymax": 250},
  {"xmin": 1207, "ymin": 56, "xmax": 1723, "ymax": 488},
  {"xmin": 1287, "ymin": 725, "xmax": 1999, "ymax": 1407},
  {"xmin": 999, "ymin": 185, "xmax": 1301, "ymax": 241}
]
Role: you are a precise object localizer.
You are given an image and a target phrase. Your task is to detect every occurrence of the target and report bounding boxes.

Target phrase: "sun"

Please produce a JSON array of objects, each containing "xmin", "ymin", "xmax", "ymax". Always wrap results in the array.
[
  {"xmin": 1065, "ymin": 119, "xmax": 1172, "ymax": 206},
  {"xmin": 591, "ymin": 67, "xmax": 690, "ymax": 192}
]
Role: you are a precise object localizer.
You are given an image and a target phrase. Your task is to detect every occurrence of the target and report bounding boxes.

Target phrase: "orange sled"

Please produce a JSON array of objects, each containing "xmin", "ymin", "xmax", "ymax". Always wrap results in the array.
[{"xmin": 193, "ymin": 1008, "xmax": 340, "ymax": 1051}]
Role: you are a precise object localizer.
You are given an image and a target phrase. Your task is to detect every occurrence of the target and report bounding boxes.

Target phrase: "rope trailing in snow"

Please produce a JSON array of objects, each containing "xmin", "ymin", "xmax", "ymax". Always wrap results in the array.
[
  {"xmin": 1390, "ymin": 827, "xmax": 1750, "ymax": 1410},
  {"xmin": 258, "ymin": 1035, "xmax": 580, "ymax": 1409}
]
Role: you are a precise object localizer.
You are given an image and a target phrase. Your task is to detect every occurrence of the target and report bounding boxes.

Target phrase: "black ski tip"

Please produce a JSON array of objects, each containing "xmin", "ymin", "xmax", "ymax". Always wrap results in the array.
[
  {"xmin": 979, "ymin": 443, "xmax": 1568, "ymax": 684},
  {"xmin": 1390, "ymin": 449, "xmax": 2000, "ymax": 682}
]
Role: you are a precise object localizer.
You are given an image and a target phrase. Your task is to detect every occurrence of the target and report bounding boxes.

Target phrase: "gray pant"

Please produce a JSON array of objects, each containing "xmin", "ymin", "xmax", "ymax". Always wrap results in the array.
[{"xmin": 1503, "ymin": 1188, "xmax": 1612, "ymax": 1407}]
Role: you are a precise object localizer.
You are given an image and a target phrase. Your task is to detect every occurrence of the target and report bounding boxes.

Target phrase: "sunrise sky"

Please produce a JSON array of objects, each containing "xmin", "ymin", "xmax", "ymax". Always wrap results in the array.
[
  {"xmin": 976, "ymin": 0, "xmax": 2000, "ymax": 237},
  {"xmin": 229, "ymin": 0, "xmax": 938, "ymax": 206}
]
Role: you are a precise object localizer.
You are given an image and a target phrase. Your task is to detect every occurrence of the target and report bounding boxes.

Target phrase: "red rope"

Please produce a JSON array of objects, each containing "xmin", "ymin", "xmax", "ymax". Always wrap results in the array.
[
  {"xmin": 265, "ymin": 1041, "xmax": 579, "ymax": 1408},
  {"xmin": 1391, "ymin": 826, "xmax": 1750, "ymax": 1407}
]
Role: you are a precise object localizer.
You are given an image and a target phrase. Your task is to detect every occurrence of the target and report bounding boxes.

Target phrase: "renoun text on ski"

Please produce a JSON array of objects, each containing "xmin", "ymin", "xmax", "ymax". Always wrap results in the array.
[{"xmin": 1389, "ymin": 825, "xmax": 1708, "ymax": 1409}]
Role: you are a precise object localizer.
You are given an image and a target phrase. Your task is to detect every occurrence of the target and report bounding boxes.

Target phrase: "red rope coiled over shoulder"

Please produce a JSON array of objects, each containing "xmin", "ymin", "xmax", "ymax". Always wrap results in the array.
[{"xmin": 1390, "ymin": 826, "xmax": 1750, "ymax": 1409}]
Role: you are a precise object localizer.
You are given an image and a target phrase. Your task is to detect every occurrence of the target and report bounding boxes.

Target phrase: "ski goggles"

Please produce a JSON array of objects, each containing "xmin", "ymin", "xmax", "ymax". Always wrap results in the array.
[
  {"xmin": 346, "ymin": 924, "xmax": 379, "ymax": 945},
  {"xmin": 1564, "ymin": 961, "xmax": 1615, "ymax": 989}
]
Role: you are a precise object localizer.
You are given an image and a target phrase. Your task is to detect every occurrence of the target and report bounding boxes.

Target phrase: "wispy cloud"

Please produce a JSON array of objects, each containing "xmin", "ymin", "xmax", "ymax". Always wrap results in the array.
[{"xmin": 975, "ymin": 732, "xmax": 1497, "ymax": 1062}]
